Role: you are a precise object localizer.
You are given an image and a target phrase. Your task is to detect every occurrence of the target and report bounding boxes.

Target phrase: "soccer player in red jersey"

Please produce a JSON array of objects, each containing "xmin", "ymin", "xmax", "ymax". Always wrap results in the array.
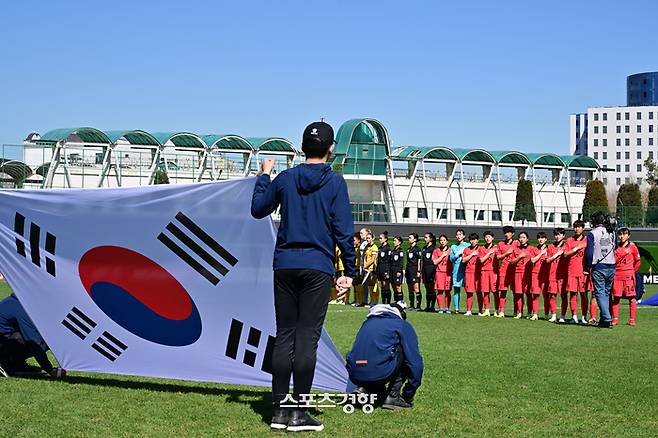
[
  {"xmin": 545, "ymin": 228, "xmax": 566, "ymax": 322},
  {"xmin": 563, "ymin": 220, "xmax": 588, "ymax": 324},
  {"xmin": 495, "ymin": 225, "xmax": 517, "ymax": 318},
  {"xmin": 612, "ymin": 228, "xmax": 641, "ymax": 326},
  {"xmin": 478, "ymin": 231, "xmax": 498, "ymax": 317},
  {"xmin": 462, "ymin": 233, "xmax": 481, "ymax": 316},
  {"xmin": 510, "ymin": 231, "xmax": 532, "ymax": 319},
  {"xmin": 529, "ymin": 232, "xmax": 549, "ymax": 321},
  {"xmin": 432, "ymin": 235, "xmax": 452, "ymax": 313}
]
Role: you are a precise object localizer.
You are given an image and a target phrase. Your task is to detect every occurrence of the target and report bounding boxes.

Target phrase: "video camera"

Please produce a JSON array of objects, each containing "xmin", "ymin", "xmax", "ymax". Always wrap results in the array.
[{"xmin": 590, "ymin": 211, "xmax": 617, "ymax": 234}]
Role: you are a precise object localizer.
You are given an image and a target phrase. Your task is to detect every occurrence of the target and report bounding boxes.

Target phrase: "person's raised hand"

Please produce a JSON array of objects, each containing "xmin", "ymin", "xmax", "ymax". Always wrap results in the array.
[{"xmin": 261, "ymin": 158, "xmax": 275, "ymax": 175}]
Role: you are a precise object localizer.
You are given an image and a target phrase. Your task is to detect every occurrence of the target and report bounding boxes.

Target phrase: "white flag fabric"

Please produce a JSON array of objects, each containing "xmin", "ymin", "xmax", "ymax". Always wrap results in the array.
[{"xmin": 0, "ymin": 178, "xmax": 351, "ymax": 392}]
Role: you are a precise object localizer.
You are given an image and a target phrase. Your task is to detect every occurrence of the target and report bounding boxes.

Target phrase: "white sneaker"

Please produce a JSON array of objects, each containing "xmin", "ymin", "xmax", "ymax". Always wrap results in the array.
[
  {"xmin": 548, "ymin": 315, "xmax": 557, "ymax": 323},
  {"xmin": 530, "ymin": 314, "xmax": 538, "ymax": 321},
  {"xmin": 581, "ymin": 316, "xmax": 588, "ymax": 325},
  {"xmin": 571, "ymin": 316, "xmax": 578, "ymax": 324},
  {"xmin": 464, "ymin": 311, "xmax": 472, "ymax": 316},
  {"xmin": 558, "ymin": 317, "xmax": 566, "ymax": 323}
]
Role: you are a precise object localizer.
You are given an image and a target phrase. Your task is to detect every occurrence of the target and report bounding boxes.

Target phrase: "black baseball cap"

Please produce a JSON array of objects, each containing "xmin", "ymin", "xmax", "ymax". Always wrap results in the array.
[{"xmin": 302, "ymin": 121, "xmax": 336, "ymax": 148}]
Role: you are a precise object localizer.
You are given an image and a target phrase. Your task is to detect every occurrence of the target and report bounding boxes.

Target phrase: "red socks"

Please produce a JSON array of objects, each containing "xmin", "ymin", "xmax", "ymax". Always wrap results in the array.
[
  {"xmin": 549, "ymin": 295, "xmax": 557, "ymax": 314},
  {"xmin": 499, "ymin": 291, "xmax": 507, "ymax": 313},
  {"xmin": 569, "ymin": 293, "xmax": 578, "ymax": 316},
  {"xmin": 589, "ymin": 296, "xmax": 597, "ymax": 320},
  {"xmin": 466, "ymin": 293, "xmax": 474, "ymax": 312},
  {"xmin": 437, "ymin": 292, "xmax": 444, "ymax": 309},
  {"xmin": 630, "ymin": 299, "xmax": 637, "ymax": 322}
]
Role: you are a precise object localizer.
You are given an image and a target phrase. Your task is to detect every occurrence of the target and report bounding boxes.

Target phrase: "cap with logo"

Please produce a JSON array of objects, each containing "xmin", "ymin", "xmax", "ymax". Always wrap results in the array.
[{"xmin": 302, "ymin": 121, "xmax": 336, "ymax": 148}]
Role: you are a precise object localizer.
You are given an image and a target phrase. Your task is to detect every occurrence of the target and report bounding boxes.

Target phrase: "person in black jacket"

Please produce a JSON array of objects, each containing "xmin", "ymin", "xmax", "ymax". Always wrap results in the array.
[
  {"xmin": 405, "ymin": 233, "xmax": 422, "ymax": 311},
  {"xmin": 390, "ymin": 236, "xmax": 405, "ymax": 303},
  {"xmin": 421, "ymin": 233, "xmax": 437, "ymax": 312},
  {"xmin": 346, "ymin": 301, "xmax": 423, "ymax": 410},
  {"xmin": 376, "ymin": 232, "xmax": 392, "ymax": 305}
]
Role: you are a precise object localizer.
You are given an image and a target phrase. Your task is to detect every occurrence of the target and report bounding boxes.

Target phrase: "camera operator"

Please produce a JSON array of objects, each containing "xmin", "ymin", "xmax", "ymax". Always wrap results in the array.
[{"xmin": 584, "ymin": 212, "xmax": 616, "ymax": 328}]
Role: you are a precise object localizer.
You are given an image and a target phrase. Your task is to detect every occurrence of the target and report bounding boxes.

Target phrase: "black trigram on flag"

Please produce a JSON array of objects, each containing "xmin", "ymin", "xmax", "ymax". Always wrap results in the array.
[
  {"xmin": 61, "ymin": 307, "xmax": 97, "ymax": 340},
  {"xmin": 92, "ymin": 331, "xmax": 128, "ymax": 362},
  {"xmin": 157, "ymin": 211, "xmax": 238, "ymax": 285},
  {"xmin": 13, "ymin": 212, "xmax": 57, "ymax": 277},
  {"xmin": 225, "ymin": 318, "xmax": 275, "ymax": 374}
]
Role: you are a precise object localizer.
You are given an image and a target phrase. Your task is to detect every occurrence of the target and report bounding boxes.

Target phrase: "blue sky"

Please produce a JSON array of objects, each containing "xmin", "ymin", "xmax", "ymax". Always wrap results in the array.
[{"xmin": 1, "ymin": 1, "xmax": 656, "ymax": 154}]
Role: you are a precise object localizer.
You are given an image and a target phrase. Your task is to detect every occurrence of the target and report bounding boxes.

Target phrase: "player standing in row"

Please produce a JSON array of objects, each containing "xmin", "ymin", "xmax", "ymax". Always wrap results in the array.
[
  {"xmin": 612, "ymin": 228, "xmax": 641, "ymax": 326},
  {"xmin": 363, "ymin": 233, "xmax": 379, "ymax": 306},
  {"xmin": 433, "ymin": 235, "xmax": 452, "ymax": 313},
  {"xmin": 405, "ymin": 233, "xmax": 422, "ymax": 311},
  {"xmin": 421, "ymin": 233, "xmax": 437, "ymax": 312},
  {"xmin": 377, "ymin": 232, "xmax": 392, "ymax": 305},
  {"xmin": 477, "ymin": 231, "xmax": 498, "ymax": 317},
  {"xmin": 461, "ymin": 233, "xmax": 481, "ymax": 316},
  {"xmin": 449, "ymin": 229, "xmax": 469, "ymax": 313},
  {"xmin": 511, "ymin": 231, "xmax": 532, "ymax": 319},
  {"xmin": 528, "ymin": 232, "xmax": 549, "ymax": 321},
  {"xmin": 563, "ymin": 221, "xmax": 588, "ymax": 324},
  {"xmin": 496, "ymin": 226, "xmax": 518, "ymax": 317},
  {"xmin": 390, "ymin": 236, "xmax": 405, "ymax": 303}
]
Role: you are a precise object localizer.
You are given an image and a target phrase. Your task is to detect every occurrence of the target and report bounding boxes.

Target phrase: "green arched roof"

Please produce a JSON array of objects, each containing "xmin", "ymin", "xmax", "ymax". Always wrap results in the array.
[
  {"xmin": 203, "ymin": 135, "xmax": 254, "ymax": 152},
  {"xmin": 152, "ymin": 132, "xmax": 207, "ymax": 149},
  {"xmin": 525, "ymin": 153, "xmax": 565, "ymax": 167},
  {"xmin": 561, "ymin": 155, "xmax": 600, "ymax": 169},
  {"xmin": 390, "ymin": 146, "xmax": 458, "ymax": 161},
  {"xmin": 334, "ymin": 118, "xmax": 390, "ymax": 156},
  {"xmin": 247, "ymin": 137, "xmax": 296, "ymax": 153},
  {"xmin": 0, "ymin": 159, "xmax": 33, "ymax": 182},
  {"xmin": 39, "ymin": 128, "xmax": 111, "ymax": 145},
  {"xmin": 489, "ymin": 150, "xmax": 531, "ymax": 165},
  {"xmin": 105, "ymin": 130, "xmax": 160, "ymax": 146},
  {"xmin": 451, "ymin": 148, "xmax": 496, "ymax": 163}
]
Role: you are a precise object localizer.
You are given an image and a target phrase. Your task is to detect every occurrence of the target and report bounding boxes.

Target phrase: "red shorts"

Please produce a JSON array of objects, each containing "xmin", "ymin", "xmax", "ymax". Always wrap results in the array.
[
  {"xmin": 548, "ymin": 277, "xmax": 565, "ymax": 295},
  {"xmin": 434, "ymin": 271, "xmax": 452, "ymax": 291},
  {"xmin": 513, "ymin": 271, "xmax": 531, "ymax": 294},
  {"xmin": 480, "ymin": 270, "xmax": 497, "ymax": 293},
  {"xmin": 464, "ymin": 271, "xmax": 477, "ymax": 293},
  {"xmin": 613, "ymin": 274, "xmax": 636, "ymax": 298},
  {"xmin": 530, "ymin": 274, "xmax": 545, "ymax": 295},
  {"xmin": 567, "ymin": 274, "xmax": 586, "ymax": 293},
  {"xmin": 497, "ymin": 265, "xmax": 514, "ymax": 291}
]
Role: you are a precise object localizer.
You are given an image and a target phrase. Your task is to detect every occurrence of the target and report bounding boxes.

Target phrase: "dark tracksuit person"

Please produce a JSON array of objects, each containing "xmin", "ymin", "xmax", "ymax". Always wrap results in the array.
[
  {"xmin": 405, "ymin": 241, "xmax": 422, "ymax": 310},
  {"xmin": 421, "ymin": 235, "xmax": 437, "ymax": 311},
  {"xmin": 251, "ymin": 121, "xmax": 356, "ymax": 433},
  {"xmin": 0, "ymin": 294, "xmax": 64, "ymax": 378},
  {"xmin": 390, "ymin": 239, "xmax": 405, "ymax": 303},
  {"xmin": 346, "ymin": 303, "xmax": 423, "ymax": 409},
  {"xmin": 377, "ymin": 240, "xmax": 393, "ymax": 305}
]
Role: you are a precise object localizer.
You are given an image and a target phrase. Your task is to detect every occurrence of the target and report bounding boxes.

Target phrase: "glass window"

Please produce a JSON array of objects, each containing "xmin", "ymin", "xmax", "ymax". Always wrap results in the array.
[
  {"xmin": 594, "ymin": 139, "xmax": 598, "ymax": 147},
  {"xmin": 637, "ymin": 151, "xmax": 642, "ymax": 159},
  {"xmin": 650, "ymin": 138, "xmax": 654, "ymax": 146},
  {"xmin": 637, "ymin": 112, "xmax": 642, "ymax": 120},
  {"xmin": 594, "ymin": 152, "xmax": 599, "ymax": 159},
  {"xmin": 638, "ymin": 177, "xmax": 643, "ymax": 184},
  {"xmin": 616, "ymin": 138, "xmax": 621, "ymax": 146},
  {"xmin": 603, "ymin": 126, "xmax": 607, "ymax": 134},
  {"xmin": 603, "ymin": 113, "xmax": 608, "ymax": 121},
  {"xmin": 637, "ymin": 138, "xmax": 642, "ymax": 146},
  {"xmin": 508, "ymin": 211, "xmax": 514, "ymax": 221},
  {"xmin": 603, "ymin": 152, "xmax": 608, "ymax": 159},
  {"xmin": 616, "ymin": 164, "xmax": 621, "ymax": 172},
  {"xmin": 594, "ymin": 113, "xmax": 599, "ymax": 121},
  {"xmin": 616, "ymin": 126, "xmax": 621, "ymax": 133},
  {"xmin": 473, "ymin": 210, "xmax": 484, "ymax": 221},
  {"xmin": 637, "ymin": 164, "xmax": 642, "ymax": 172},
  {"xmin": 436, "ymin": 209, "xmax": 447, "ymax": 220},
  {"xmin": 616, "ymin": 177, "xmax": 621, "ymax": 185},
  {"xmin": 594, "ymin": 126, "xmax": 599, "ymax": 134},
  {"xmin": 492, "ymin": 210, "xmax": 502, "ymax": 221},
  {"xmin": 625, "ymin": 112, "xmax": 630, "ymax": 120},
  {"xmin": 649, "ymin": 125, "xmax": 654, "ymax": 133},
  {"xmin": 603, "ymin": 139, "xmax": 607, "ymax": 147},
  {"xmin": 616, "ymin": 152, "xmax": 621, "ymax": 159},
  {"xmin": 625, "ymin": 164, "xmax": 630, "ymax": 172},
  {"xmin": 544, "ymin": 212, "xmax": 554, "ymax": 223},
  {"xmin": 625, "ymin": 125, "xmax": 630, "ymax": 133},
  {"xmin": 616, "ymin": 112, "xmax": 621, "ymax": 120},
  {"xmin": 625, "ymin": 138, "xmax": 630, "ymax": 146},
  {"xmin": 625, "ymin": 177, "xmax": 630, "ymax": 183},
  {"xmin": 403, "ymin": 207, "xmax": 410, "ymax": 218},
  {"xmin": 602, "ymin": 177, "xmax": 608, "ymax": 184},
  {"xmin": 561, "ymin": 213, "xmax": 571, "ymax": 223},
  {"xmin": 637, "ymin": 125, "xmax": 642, "ymax": 133},
  {"xmin": 417, "ymin": 208, "xmax": 428, "ymax": 219},
  {"xmin": 456, "ymin": 209, "xmax": 465, "ymax": 220},
  {"xmin": 650, "ymin": 112, "xmax": 654, "ymax": 119},
  {"xmin": 650, "ymin": 151, "xmax": 655, "ymax": 159}
]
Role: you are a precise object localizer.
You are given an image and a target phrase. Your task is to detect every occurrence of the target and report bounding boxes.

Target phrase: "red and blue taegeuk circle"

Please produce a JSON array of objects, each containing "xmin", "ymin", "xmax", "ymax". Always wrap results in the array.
[{"xmin": 78, "ymin": 246, "xmax": 202, "ymax": 346}]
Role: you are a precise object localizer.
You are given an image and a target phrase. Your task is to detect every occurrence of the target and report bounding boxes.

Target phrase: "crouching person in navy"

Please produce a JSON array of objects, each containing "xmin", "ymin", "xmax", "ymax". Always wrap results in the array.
[{"xmin": 346, "ymin": 301, "xmax": 423, "ymax": 410}]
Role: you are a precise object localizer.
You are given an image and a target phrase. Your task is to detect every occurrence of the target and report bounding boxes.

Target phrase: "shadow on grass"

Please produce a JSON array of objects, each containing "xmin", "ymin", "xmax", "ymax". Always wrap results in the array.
[{"xmin": 17, "ymin": 373, "xmax": 284, "ymax": 424}]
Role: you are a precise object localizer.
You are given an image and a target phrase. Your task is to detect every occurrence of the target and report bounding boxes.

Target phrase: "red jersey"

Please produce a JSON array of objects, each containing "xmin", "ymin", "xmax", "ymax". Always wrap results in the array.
[
  {"xmin": 497, "ymin": 239, "xmax": 519, "ymax": 269},
  {"xmin": 513, "ymin": 244, "xmax": 533, "ymax": 274},
  {"xmin": 547, "ymin": 241, "xmax": 568, "ymax": 280},
  {"xmin": 432, "ymin": 247, "xmax": 452, "ymax": 273},
  {"xmin": 614, "ymin": 242, "xmax": 641, "ymax": 275},
  {"xmin": 478, "ymin": 244, "xmax": 498, "ymax": 272},
  {"xmin": 564, "ymin": 235, "xmax": 587, "ymax": 276},
  {"xmin": 463, "ymin": 245, "xmax": 480, "ymax": 274},
  {"xmin": 532, "ymin": 244, "xmax": 549, "ymax": 276}
]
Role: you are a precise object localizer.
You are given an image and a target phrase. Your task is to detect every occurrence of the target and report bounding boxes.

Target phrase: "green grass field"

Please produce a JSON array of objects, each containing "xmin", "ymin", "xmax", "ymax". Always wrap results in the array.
[{"xmin": 1, "ymin": 282, "xmax": 657, "ymax": 437}]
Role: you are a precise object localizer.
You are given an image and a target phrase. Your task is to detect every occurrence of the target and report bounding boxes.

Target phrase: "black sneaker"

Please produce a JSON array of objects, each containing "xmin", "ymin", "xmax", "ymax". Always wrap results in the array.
[
  {"xmin": 382, "ymin": 395, "xmax": 412, "ymax": 410},
  {"xmin": 270, "ymin": 408, "xmax": 289, "ymax": 431},
  {"xmin": 286, "ymin": 410, "xmax": 324, "ymax": 432}
]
